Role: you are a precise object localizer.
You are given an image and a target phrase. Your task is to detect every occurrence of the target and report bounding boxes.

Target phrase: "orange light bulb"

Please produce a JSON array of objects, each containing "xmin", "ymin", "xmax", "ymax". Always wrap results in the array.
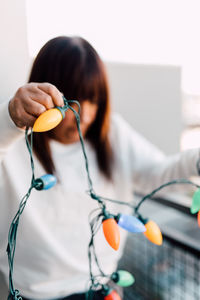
[
  {"xmin": 102, "ymin": 218, "xmax": 120, "ymax": 250},
  {"xmin": 197, "ymin": 211, "xmax": 200, "ymax": 227},
  {"xmin": 143, "ymin": 220, "xmax": 163, "ymax": 246},
  {"xmin": 104, "ymin": 289, "xmax": 122, "ymax": 300},
  {"xmin": 33, "ymin": 107, "xmax": 65, "ymax": 132}
]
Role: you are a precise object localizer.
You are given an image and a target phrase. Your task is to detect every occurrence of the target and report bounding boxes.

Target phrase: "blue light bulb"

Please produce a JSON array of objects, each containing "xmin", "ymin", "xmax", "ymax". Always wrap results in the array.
[
  {"xmin": 117, "ymin": 214, "xmax": 146, "ymax": 233},
  {"xmin": 34, "ymin": 174, "xmax": 57, "ymax": 190}
]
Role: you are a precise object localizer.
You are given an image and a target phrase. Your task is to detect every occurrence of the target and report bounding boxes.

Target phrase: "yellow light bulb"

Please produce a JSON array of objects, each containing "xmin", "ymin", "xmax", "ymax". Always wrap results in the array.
[
  {"xmin": 33, "ymin": 107, "xmax": 65, "ymax": 132},
  {"xmin": 143, "ymin": 220, "xmax": 163, "ymax": 246}
]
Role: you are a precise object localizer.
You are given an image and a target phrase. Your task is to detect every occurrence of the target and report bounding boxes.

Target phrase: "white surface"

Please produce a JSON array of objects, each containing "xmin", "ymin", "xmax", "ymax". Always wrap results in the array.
[
  {"xmin": 106, "ymin": 62, "xmax": 182, "ymax": 154},
  {"xmin": 0, "ymin": 0, "xmax": 30, "ymax": 104}
]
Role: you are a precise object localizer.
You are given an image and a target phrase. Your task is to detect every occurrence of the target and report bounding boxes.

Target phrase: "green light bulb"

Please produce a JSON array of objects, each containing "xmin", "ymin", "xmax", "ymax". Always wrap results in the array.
[
  {"xmin": 111, "ymin": 270, "xmax": 135, "ymax": 287},
  {"xmin": 191, "ymin": 189, "xmax": 200, "ymax": 214}
]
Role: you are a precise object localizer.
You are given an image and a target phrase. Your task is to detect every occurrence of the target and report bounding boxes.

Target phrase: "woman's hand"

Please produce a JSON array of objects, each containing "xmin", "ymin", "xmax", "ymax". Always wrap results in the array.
[{"xmin": 8, "ymin": 82, "xmax": 64, "ymax": 129}]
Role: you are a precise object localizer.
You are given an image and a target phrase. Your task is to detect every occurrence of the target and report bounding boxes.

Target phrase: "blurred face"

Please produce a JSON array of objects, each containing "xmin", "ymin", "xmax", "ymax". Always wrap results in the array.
[{"xmin": 50, "ymin": 100, "xmax": 98, "ymax": 144}]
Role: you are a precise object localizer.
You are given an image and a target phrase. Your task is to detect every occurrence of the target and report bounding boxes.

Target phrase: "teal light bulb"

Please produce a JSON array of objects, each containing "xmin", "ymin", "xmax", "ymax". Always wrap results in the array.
[
  {"xmin": 111, "ymin": 270, "xmax": 135, "ymax": 287},
  {"xmin": 191, "ymin": 189, "xmax": 200, "ymax": 214},
  {"xmin": 34, "ymin": 174, "xmax": 57, "ymax": 190}
]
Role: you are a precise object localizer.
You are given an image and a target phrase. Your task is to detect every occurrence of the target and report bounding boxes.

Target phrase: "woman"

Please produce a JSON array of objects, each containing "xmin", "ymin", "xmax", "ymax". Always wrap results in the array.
[{"xmin": 0, "ymin": 36, "xmax": 199, "ymax": 300}]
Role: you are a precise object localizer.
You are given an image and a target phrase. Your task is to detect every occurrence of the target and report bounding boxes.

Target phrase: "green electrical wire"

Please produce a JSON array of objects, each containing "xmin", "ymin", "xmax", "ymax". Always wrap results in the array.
[
  {"xmin": 6, "ymin": 97, "xmax": 200, "ymax": 300},
  {"xmin": 7, "ymin": 128, "xmax": 38, "ymax": 300},
  {"xmin": 134, "ymin": 179, "xmax": 200, "ymax": 214}
]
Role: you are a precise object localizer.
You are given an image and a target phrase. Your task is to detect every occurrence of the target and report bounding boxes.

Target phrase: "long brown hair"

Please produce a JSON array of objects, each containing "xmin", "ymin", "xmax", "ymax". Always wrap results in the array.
[{"xmin": 29, "ymin": 36, "xmax": 113, "ymax": 179}]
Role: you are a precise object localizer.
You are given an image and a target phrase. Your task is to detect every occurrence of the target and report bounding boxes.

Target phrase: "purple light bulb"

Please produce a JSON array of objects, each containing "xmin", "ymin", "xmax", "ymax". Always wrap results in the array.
[{"xmin": 117, "ymin": 214, "xmax": 146, "ymax": 233}]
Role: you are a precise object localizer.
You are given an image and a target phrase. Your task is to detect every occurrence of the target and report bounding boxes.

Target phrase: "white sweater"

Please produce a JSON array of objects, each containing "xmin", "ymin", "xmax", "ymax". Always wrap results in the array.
[{"xmin": 0, "ymin": 101, "xmax": 199, "ymax": 300}]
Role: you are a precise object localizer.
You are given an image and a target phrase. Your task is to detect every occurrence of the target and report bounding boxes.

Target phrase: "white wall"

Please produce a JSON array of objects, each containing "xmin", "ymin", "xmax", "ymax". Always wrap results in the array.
[
  {"xmin": 0, "ymin": 0, "xmax": 182, "ymax": 156},
  {"xmin": 106, "ymin": 62, "xmax": 182, "ymax": 154},
  {"xmin": 0, "ymin": 0, "xmax": 30, "ymax": 103}
]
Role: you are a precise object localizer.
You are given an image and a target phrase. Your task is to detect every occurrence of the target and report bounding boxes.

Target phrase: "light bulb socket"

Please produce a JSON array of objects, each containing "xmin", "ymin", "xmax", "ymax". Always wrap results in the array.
[
  {"xmin": 111, "ymin": 272, "xmax": 119, "ymax": 283},
  {"xmin": 138, "ymin": 215, "xmax": 148, "ymax": 225},
  {"xmin": 33, "ymin": 178, "xmax": 44, "ymax": 190},
  {"xmin": 56, "ymin": 106, "xmax": 66, "ymax": 119},
  {"xmin": 101, "ymin": 285, "xmax": 112, "ymax": 296},
  {"xmin": 102, "ymin": 211, "xmax": 114, "ymax": 221},
  {"xmin": 114, "ymin": 214, "xmax": 121, "ymax": 223}
]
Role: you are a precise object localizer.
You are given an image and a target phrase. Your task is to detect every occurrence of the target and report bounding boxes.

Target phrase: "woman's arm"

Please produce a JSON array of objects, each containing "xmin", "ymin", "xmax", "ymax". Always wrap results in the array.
[
  {"xmin": 112, "ymin": 114, "xmax": 199, "ymax": 195},
  {"xmin": 0, "ymin": 82, "xmax": 63, "ymax": 162}
]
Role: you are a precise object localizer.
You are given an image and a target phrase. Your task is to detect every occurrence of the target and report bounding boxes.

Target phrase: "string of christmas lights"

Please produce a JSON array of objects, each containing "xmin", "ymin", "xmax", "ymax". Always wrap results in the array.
[{"xmin": 6, "ymin": 97, "xmax": 200, "ymax": 300}]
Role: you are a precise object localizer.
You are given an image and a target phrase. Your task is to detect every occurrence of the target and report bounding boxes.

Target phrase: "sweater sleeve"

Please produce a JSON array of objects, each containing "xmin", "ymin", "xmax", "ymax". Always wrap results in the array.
[
  {"xmin": 111, "ymin": 114, "xmax": 199, "ymax": 195},
  {"xmin": 0, "ymin": 101, "xmax": 24, "ymax": 162}
]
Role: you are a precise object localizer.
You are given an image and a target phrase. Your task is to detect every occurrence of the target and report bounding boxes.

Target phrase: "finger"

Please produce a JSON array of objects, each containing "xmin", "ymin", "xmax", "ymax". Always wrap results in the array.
[
  {"xmin": 23, "ymin": 98, "xmax": 46, "ymax": 117},
  {"xmin": 17, "ymin": 108, "xmax": 37, "ymax": 128},
  {"xmin": 37, "ymin": 83, "xmax": 64, "ymax": 107},
  {"xmin": 28, "ymin": 90, "xmax": 55, "ymax": 110},
  {"xmin": 17, "ymin": 84, "xmax": 55, "ymax": 110}
]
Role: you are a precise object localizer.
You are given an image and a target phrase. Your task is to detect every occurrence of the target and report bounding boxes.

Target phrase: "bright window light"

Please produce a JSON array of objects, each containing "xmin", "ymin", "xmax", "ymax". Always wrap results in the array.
[
  {"xmin": 26, "ymin": 0, "xmax": 200, "ymax": 93},
  {"xmin": 25, "ymin": 0, "xmax": 200, "ymax": 150},
  {"xmin": 25, "ymin": 0, "xmax": 198, "ymax": 67}
]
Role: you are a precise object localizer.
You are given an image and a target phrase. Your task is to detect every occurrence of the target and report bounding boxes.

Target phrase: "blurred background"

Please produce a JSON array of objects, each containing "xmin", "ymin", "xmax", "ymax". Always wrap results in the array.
[
  {"xmin": 3, "ymin": 0, "xmax": 200, "ymax": 154},
  {"xmin": 1, "ymin": 0, "xmax": 200, "ymax": 299}
]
